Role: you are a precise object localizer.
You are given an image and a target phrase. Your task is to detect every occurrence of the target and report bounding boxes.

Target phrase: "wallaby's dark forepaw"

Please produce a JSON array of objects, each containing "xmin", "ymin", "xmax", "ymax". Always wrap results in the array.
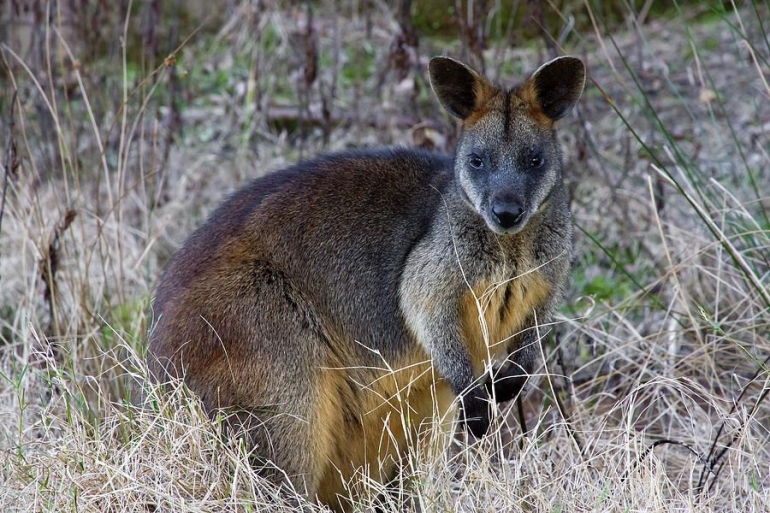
[
  {"xmin": 486, "ymin": 361, "xmax": 529, "ymax": 403},
  {"xmin": 459, "ymin": 388, "xmax": 491, "ymax": 438}
]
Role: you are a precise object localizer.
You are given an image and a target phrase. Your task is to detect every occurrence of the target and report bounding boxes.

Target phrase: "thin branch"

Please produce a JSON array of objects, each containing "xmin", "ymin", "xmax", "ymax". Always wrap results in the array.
[
  {"xmin": 697, "ymin": 352, "xmax": 770, "ymax": 495},
  {"xmin": 622, "ymin": 439, "xmax": 710, "ymax": 483},
  {"xmin": 0, "ymin": 88, "xmax": 17, "ymax": 244}
]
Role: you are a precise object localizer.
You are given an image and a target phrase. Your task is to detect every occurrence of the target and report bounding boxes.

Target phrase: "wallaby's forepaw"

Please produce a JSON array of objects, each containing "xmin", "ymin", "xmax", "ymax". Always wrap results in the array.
[
  {"xmin": 485, "ymin": 361, "xmax": 528, "ymax": 404},
  {"xmin": 459, "ymin": 388, "xmax": 491, "ymax": 438}
]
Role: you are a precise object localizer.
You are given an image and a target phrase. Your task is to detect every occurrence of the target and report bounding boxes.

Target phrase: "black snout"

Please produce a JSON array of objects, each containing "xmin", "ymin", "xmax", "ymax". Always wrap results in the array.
[{"xmin": 491, "ymin": 199, "xmax": 525, "ymax": 230}]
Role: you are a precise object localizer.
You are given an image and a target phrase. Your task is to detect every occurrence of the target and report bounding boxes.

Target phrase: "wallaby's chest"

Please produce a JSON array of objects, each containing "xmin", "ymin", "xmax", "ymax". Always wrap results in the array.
[
  {"xmin": 460, "ymin": 264, "xmax": 552, "ymax": 376},
  {"xmin": 440, "ymin": 203, "xmax": 566, "ymax": 374}
]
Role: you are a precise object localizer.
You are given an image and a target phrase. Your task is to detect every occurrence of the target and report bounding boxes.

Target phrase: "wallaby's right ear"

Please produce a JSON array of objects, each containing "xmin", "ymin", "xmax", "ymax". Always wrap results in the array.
[
  {"xmin": 429, "ymin": 57, "xmax": 494, "ymax": 120},
  {"xmin": 526, "ymin": 56, "xmax": 586, "ymax": 121}
]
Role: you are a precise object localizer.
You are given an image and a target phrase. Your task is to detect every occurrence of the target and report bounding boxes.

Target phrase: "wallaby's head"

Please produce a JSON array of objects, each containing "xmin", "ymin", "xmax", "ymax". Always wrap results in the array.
[{"xmin": 429, "ymin": 56, "xmax": 585, "ymax": 234}]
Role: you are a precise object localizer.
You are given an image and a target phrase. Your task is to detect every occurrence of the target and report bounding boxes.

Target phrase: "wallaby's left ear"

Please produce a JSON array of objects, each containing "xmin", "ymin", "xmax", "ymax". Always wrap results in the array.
[{"xmin": 526, "ymin": 56, "xmax": 586, "ymax": 121}]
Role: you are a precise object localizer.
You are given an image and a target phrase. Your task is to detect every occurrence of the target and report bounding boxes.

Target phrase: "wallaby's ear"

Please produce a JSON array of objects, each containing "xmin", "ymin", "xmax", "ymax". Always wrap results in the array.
[
  {"xmin": 429, "ymin": 57, "xmax": 493, "ymax": 120},
  {"xmin": 525, "ymin": 56, "xmax": 586, "ymax": 121}
]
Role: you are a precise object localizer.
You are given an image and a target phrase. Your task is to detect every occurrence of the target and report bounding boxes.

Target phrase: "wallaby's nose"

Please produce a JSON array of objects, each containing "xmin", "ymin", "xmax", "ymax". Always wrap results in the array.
[{"xmin": 491, "ymin": 200, "xmax": 525, "ymax": 230}]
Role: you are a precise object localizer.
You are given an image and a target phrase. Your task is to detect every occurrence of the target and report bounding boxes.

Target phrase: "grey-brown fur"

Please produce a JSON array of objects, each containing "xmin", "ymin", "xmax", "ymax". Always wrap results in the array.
[{"xmin": 147, "ymin": 55, "xmax": 585, "ymax": 511}]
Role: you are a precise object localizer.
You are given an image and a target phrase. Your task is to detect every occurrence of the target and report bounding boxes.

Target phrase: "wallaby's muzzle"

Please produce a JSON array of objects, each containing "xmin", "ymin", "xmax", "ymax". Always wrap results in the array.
[{"xmin": 490, "ymin": 195, "xmax": 526, "ymax": 233}]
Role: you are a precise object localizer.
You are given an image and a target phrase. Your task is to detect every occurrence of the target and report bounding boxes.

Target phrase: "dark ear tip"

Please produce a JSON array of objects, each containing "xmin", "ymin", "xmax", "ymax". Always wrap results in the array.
[
  {"xmin": 547, "ymin": 55, "xmax": 585, "ymax": 75},
  {"xmin": 427, "ymin": 57, "xmax": 441, "ymax": 75},
  {"xmin": 564, "ymin": 56, "xmax": 586, "ymax": 77},
  {"xmin": 428, "ymin": 56, "xmax": 460, "ymax": 76},
  {"xmin": 558, "ymin": 55, "xmax": 585, "ymax": 67},
  {"xmin": 428, "ymin": 56, "xmax": 445, "ymax": 67},
  {"xmin": 539, "ymin": 56, "xmax": 587, "ymax": 94}
]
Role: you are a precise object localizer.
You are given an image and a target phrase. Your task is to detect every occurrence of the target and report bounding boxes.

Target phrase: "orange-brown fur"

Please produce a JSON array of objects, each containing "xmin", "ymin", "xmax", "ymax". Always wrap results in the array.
[
  {"xmin": 313, "ymin": 342, "xmax": 454, "ymax": 508},
  {"xmin": 462, "ymin": 270, "xmax": 552, "ymax": 378}
]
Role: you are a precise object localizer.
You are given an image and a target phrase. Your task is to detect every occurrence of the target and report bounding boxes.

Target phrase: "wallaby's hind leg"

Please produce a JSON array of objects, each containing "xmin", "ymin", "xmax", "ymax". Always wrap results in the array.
[{"xmin": 192, "ymin": 262, "xmax": 346, "ymax": 506}]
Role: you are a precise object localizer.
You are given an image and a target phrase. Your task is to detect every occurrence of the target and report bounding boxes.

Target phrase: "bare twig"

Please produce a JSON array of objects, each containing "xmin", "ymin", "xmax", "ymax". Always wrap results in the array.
[
  {"xmin": 622, "ymin": 439, "xmax": 710, "ymax": 483},
  {"xmin": 0, "ymin": 88, "xmax": 17, "ymax": 246},
  {"xmin": 40, "ymin": 209, "xmax": 77, "ymax": 340},
  {"xmin": 697, "ymin": 352, "xmax": 770, "ymax": 495}
]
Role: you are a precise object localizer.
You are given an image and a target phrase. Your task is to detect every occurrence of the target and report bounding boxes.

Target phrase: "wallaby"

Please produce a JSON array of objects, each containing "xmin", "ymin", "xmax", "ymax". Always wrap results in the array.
[{"xmin": 147, "ymin": 55, "xmax": 585, "ymax": 511}]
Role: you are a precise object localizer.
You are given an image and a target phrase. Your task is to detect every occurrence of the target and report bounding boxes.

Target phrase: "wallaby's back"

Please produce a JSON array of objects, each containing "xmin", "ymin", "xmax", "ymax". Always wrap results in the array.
[
  {"xmin": 148, "ymin": 55, "xmax": 585, "ymax": 512},
  {"xmin": 151, "ymin": 149, "xmax": 454, "ymax": 370}
]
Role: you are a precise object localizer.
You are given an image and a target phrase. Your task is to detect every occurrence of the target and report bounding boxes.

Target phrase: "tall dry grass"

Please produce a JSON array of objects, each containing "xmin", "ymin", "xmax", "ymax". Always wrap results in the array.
[{"xmin": 1, "ymin": 1, "xmax": 768, "ymax": 511}]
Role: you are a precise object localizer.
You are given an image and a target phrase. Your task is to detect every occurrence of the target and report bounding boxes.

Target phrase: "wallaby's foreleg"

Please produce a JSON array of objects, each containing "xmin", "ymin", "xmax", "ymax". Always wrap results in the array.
[
  {"xmin": 399, "ymin": 291, "xmax": 492, "ymax": 437},
  {"xmin": 486, "ymin": 308, "xmax": 548, "ymax": 404},
  {"xmin": 486, "ymin": 360, "xmax": 529, "ymax": 403}
]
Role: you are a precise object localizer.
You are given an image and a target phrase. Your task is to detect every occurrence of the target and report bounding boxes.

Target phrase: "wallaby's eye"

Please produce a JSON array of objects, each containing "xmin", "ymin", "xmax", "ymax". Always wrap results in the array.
[
  {"xmin": 468, "ymin": 155, "xmax": 484, "ymax": 169},
  {"xmin": 529, "ymin": 152, "xmax": 545, "ymax": 169}
]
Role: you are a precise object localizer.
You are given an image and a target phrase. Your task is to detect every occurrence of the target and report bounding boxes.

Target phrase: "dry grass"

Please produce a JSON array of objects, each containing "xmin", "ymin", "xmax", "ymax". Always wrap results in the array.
[{"xmin": 1, "ymin": 1, "xmax": 768, "ymax": 511}]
